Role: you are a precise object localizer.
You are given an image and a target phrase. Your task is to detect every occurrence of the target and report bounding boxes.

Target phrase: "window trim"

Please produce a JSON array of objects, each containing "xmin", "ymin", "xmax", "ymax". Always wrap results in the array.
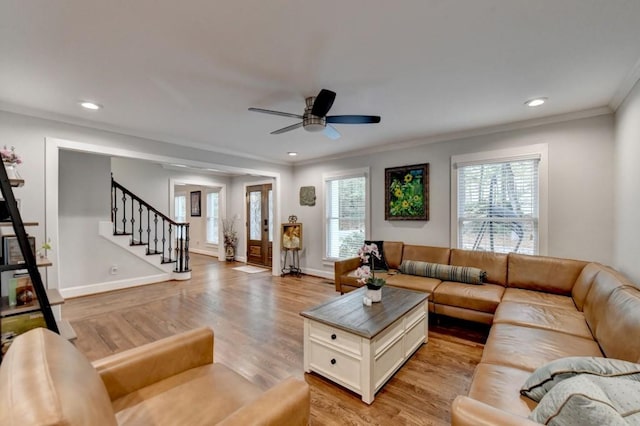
[
  {"xmin": 205, "ymin": 190, "xmax": 220, "ymax": 245},
  {"xmin": 450, "ymin": 144, "xmax": 548, "ymax": 255},
  {"xmin": 322, "ymin": 167, "xmax": 371, "ymax": 262}
]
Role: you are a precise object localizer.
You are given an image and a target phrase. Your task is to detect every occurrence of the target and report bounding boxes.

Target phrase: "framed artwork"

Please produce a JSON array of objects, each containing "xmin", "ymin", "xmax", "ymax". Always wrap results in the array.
[
  {"xmin": 299, "ymin": 186, "xmax": 316, "ymax": 206},
  {"xmin": 2, "ymin": 236, "xmax": 36, "ymax": 265},
  {"xmin": 281, "ymin": 223, "xmax": 302, "ymax": 250},
  {"xmin": 190, "ymin": 191, "xmax": 201, "ymax": 217},
  {"xmin": 385, "ymin": 163, "xmax": 429, "ymax": 221}
]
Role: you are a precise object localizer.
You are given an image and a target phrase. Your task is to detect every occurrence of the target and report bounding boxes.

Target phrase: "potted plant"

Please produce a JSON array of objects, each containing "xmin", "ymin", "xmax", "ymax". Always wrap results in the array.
[
  {"xmin": 222, "ymin": 217, "xmax": 238, "ymax": 261},
  {"xmin": 1, "ymin": 146, "xmax": 22, "ymax": 180},
  {"xmin": 355, "ymin": 242, "xmax": 386, "ymax": 303}
]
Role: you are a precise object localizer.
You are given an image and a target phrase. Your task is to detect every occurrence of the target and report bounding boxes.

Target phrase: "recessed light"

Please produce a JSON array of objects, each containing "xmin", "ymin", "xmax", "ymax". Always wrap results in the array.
[
  {"xmin": 525, "ymin": 97, "xmax": 547, "ymax": 107},
  {"xmin": 288, "ymin": 152, "xmax": 298, "ymax": 157},
  {"xmin": 80, "ymin": 101, "xmax": 102, "ymax": 110}
]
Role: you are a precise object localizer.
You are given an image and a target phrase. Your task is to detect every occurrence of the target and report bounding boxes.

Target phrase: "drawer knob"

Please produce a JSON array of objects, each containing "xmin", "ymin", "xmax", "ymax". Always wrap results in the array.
[
  {"xmin": 331, "ymin": 334, "xmax": 337, "ymax": 340},
  {"xmin": 330, "ymin": 358, "xmax": 336, "ymax": 365}
]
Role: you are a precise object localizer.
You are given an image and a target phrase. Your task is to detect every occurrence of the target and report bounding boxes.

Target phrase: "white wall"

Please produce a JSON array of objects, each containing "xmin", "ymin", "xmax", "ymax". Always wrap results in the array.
[
  {"xmin": 614, "ymin": 80, "xmax": 640, "ymax": 283},
  {"xmin": 294, "ymin": 114, "xmax": 615, "ymax": 277},
  {"xmin": 58, "ymin": 150, "xmax": 162, "ymax": 288}
]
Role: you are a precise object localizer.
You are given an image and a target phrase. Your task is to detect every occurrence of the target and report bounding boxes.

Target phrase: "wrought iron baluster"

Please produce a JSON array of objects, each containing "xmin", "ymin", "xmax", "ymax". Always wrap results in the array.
[
  {"xmin": 184, "ymin": 224, "xmax": 190, "ymax": 271},
  {"xmin": 121, "ymin": 192, "xmax": 127, "ymax": 234},
  {"xmin": 153, "ymin": 213, "xmax": 158, "ymax": 253},
  {"xmin": 138, "ymin": 202, "xmax": 143, "ymax": 244},
  {"xmin": 161, "ymin": 219, "xmax": 166, "ymax": 260}
]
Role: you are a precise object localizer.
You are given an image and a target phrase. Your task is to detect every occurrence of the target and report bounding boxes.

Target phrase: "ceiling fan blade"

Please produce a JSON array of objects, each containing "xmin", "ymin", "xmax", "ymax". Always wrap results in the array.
[
  {"xmin": 326, "ymin": 115, "xmax": 381, "ymax": 124},
  {"xmin": 270, "ymin": 122, "xmax": 303, "ymax": 135},
  {"xmin": 311, "ymin": 89, "xmax": 336, "ymax": 117},
  {"xmin": 248, "ymin": 107, "xmax": 303, "ymax": 119},
  {"xmin": 323, "ymin": 125, "xmax": 341, "ymax": 140}
]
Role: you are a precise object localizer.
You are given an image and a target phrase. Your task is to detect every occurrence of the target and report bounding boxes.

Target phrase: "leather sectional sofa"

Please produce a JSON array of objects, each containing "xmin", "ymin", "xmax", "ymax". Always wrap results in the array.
[
  {"xmin": 334, "ymin": 242, "xmax": 640, "ymax": 424},
  {"xmin": 0, "ymin": 327, "xmax": 310, "ymax": 426}
]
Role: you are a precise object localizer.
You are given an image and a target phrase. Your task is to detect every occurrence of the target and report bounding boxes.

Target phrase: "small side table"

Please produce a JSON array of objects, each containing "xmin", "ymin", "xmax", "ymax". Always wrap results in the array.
[{"xmin": 281, "ymin": 248, "xmax": 302, "ymax": 277}]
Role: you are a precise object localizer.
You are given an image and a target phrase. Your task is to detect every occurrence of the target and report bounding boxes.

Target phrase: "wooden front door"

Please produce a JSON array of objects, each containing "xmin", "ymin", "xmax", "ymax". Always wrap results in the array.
[{"xmin": 246, "ymin": 184, "xmax": 273, "ymax": 266}]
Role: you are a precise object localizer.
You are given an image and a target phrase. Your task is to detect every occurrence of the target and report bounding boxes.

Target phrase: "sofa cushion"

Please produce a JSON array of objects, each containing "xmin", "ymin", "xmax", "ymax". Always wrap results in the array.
[
  {"xmin": 521, "ymin": 356, "xmax": 640, "ymax": 403},
  {"xmin": 493, "ymin": 301, "xmax": 593, "ymax": 339},
  {"xmin": 362, "ymin": 240, "xmax": 389, "ymax": 271},
  {"xmin": 400, "ymin": 260, "xmax": 486, "ymax": 284},
  {"xmin": 385, "ymin": 273, "xmax": 441, "ymax": 297},
  {"xmin": 468, "ymin": 363, "xmax": 537, "ymax": 417},
  {"xmin": 507, "ymin": 253, "xmax": 588, "ymax": 296},
  {"xmin": 595, "ymin": 287, "xmax": 640, "ymax": 363},
  {"xmin": 114, "ymin": 363, "xmax": 263, "ymax": 425},
  {"xmin": 571, "ymin": 262, "xmax": 602, "ymax": 311},
  {"xmin": 481, "ymin": 324, "xmax": 603, "ymax": 372},
  {"xmin": 529, "ymin": 375, "xmax": 640, "ymax": 425},
  {"xmin": 382, "ymin": 241, "xmax": 404, "ymax": 269},
  {"xmin": 0, "ymin": 328, "xmax": 117, "ymax": 426},
  {"xmin": 450, "ymin": 249, "xmax": 508, "ymax": 286},
  {"xmin": 583, "ymin": 266, "xmax": 633, "ymax": 337},
  {"xmin": 501, "ymin": 288, "xmax": 577, "ymax": 311},
  {"xmin": 401, "ymin": 244, "xmax": 450, "ymax": 264},
  {"xmin": 433, "ymin": 281, "xmax": 504, "ymax": 314}
]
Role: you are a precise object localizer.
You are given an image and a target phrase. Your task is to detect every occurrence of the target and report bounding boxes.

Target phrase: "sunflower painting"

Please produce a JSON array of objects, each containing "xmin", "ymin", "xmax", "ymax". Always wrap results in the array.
[{"xmin": 385, "ymin": 163, "xmax": 429, "ymax": 220}]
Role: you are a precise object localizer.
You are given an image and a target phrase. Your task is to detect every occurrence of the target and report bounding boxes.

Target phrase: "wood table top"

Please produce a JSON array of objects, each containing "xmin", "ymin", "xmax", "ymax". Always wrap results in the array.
[{"xmin": 300, "ymin": 286, "xmax": 428, "ymax": 339}]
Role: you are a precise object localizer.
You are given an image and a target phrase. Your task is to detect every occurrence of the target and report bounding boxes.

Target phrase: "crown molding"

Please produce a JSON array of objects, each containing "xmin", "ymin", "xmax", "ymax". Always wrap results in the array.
[
  {"xmin": 296, "ymin": 106, "xmax": 613, "ymax": 166},
  {"xmin": 609, "ymin": 56, "xmax": 640, "ymax": 111}
]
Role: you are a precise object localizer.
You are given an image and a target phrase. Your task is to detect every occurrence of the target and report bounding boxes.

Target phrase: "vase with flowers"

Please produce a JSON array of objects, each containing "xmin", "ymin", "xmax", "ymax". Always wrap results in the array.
[
  {"xmin": 222, "ymin": 217, "xmax": 238, "ymax": 261},
  {"xmin": 355, "ymin": 242, "xmax": 386, "ymax": 303},
  {"xmin": 1, "ymin": 146, "xmax": 22, "ymax": 180}
]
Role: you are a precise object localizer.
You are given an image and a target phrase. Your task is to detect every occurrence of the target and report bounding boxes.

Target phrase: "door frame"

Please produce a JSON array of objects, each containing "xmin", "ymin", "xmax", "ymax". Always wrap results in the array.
[
  {"xmin": 245, "ymin": 182, "xmax": 273, "ymax": 267},
  {"xmin": 243, "ymin": 178, "xmax": 276, "ymax": 265}
]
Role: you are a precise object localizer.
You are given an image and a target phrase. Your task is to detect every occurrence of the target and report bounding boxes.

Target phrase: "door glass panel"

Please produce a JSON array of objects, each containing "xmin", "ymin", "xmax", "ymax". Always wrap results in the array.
[
  {"xmin": 250, "ymin": 191, "xmax": 262, "ymax": 240},
  {"xmin": 268, "ymin": 190, "xmax": 273, "ymax": 242}
]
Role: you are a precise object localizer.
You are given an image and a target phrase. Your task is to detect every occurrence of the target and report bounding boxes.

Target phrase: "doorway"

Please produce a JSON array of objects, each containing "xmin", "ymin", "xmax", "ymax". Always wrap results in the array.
[{"xmin": 246, "ymin": 184, "xmax": 273, "ymax": 266}]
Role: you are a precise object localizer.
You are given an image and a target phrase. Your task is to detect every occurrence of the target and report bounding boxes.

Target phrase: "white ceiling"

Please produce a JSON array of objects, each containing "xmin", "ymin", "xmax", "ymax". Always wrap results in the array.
[{"xmin": 2, "ymin": 1, "xmax": 640, "ymax": 164}]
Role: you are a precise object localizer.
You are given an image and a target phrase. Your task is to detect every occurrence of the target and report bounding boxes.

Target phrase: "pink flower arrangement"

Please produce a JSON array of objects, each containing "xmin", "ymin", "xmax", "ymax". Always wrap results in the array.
[
  {"xmin": 1, "ymin": 146, "xmax": 22, "ymax": 165},
  {"xmin": 355, "ymin": 243, "xmax": 386, "ymax": 289}
]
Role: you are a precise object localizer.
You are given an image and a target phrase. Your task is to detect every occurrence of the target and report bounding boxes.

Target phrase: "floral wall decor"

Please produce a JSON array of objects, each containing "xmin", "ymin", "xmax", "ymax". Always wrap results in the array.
[{"xmin": 385, "ymin": 163, "xmax": 429, "ymax": 220}]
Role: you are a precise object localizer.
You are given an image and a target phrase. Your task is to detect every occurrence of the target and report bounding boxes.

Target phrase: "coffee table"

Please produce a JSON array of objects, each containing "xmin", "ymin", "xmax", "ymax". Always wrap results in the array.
[{"xmin": 301, "ymin": 286, "xmax": 428, "ymax": 404}]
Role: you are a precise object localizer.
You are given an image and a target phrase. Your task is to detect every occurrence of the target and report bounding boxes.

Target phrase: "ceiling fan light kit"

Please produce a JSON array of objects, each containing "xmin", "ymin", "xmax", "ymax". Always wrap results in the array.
[{"xmin": 249, "ymin": 89, "xmax": 381, "ymax": 140}]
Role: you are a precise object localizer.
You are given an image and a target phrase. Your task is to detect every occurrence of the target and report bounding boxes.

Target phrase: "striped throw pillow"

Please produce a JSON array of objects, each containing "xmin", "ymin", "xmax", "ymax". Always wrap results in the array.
[{"xmin": 399, "ymin": 260, "xmax": 486, "ymax": 285}]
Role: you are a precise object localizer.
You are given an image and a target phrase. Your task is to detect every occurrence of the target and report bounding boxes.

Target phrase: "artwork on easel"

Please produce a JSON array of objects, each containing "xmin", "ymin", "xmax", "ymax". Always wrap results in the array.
[{"xmin": 281, "ymin": 223, "xmax": 302, "ymax": 250}]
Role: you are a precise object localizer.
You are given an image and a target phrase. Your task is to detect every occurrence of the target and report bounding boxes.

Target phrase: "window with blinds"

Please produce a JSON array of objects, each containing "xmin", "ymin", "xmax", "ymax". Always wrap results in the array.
[
  {"xmin": 206, "ymin": 192, "xmax": 219, "ymax": 244},
  {"xmin": 456, "ymin": 157, "xmax": 540, "ymax": 254},
  {"xmin": 175, "ymin": 194, "xmax": 186, "ymax": 239},
  {"xmin": 325, "ymin": 172, "xmax": 368, "ymax": 259}
]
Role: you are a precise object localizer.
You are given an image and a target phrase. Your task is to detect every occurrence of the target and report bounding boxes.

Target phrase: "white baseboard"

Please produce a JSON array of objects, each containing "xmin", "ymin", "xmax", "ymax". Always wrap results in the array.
[
  {"xmin": 59, "ymin": 273, "xmax": 170, "ymax": 298},
  {"xmin": 190, "ymin": 248, "xmax": 218, "ymax": 257},
  {"xmin": 300, "ymin": 267, "xmax": 333, "ymax": 280}
]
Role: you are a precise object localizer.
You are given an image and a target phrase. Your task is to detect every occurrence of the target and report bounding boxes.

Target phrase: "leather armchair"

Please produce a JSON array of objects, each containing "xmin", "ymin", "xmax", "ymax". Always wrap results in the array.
[{"xmin": 0, "ymin": 327, "xmax": 310, "ymax": 426}]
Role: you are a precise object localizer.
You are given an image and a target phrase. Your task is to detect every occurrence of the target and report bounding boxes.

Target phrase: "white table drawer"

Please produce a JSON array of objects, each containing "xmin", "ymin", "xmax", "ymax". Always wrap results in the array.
[
  {"xmin": 309, "ymin": 341, "xmax": 361, "ymax": 391},
  {"xmin": 404, "ymin": 303, "xmax": 426, "ymax": 330},
  {"xmin": 404, "ymin": 316, "xmax": 426, "ymax": 356},
  {"xmin": 309, "ymin": 321, "xmax": 362, "ymax": 356}
]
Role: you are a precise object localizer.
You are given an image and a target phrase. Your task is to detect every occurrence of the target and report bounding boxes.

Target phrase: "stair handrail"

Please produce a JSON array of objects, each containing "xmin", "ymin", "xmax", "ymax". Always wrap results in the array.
[{"xmin": 111, "ymin": 175, "xmax": 190, "ymax": 273}]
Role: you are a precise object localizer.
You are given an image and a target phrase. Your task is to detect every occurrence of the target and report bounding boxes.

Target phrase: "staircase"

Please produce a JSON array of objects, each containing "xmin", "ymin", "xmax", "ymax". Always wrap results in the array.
[{"xmin": 109, "ymin": 176, "xmax": 191, "ymax": 280}]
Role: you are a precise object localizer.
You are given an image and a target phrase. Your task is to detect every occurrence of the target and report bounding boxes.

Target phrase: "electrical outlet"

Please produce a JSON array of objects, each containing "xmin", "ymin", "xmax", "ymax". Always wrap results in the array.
[{"xmin": 110, "ymin": 265, "xmax": 118, "ymax": 275}]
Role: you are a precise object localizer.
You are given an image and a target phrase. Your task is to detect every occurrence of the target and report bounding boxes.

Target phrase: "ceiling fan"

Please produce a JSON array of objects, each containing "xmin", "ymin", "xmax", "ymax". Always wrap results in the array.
[{"xmin": 248, "ymin": 89, "xmax": 381, "ymax": 140}]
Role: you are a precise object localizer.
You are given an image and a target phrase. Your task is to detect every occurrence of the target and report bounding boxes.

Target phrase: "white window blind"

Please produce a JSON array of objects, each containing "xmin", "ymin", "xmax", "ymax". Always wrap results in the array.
[
  {"xmin": 325, "ymin": 174, "xmax": 367, "ymax": 259},
  {"xmin": 456, "ymin": 158, "xmax": 539, "ymax": 254},
  {"xmin": 175, "ymin": 194, "xmax": 186, "ymax": 239},
  {"xmin": 206, "ymin": 192, "xmax": 219, "ymax": 244}
]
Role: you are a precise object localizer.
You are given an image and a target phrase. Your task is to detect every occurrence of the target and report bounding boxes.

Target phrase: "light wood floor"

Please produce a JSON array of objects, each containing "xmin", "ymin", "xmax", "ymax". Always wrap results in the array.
[{"xmin": 63, "ymin": 254, "xmax": 487, "ymax": 425}]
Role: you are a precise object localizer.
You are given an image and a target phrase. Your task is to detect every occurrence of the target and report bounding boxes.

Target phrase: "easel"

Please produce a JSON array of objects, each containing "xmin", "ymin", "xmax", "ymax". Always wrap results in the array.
[{"xmin": 281, "ymin": 248, "xmax": 301, "ymax": 277}]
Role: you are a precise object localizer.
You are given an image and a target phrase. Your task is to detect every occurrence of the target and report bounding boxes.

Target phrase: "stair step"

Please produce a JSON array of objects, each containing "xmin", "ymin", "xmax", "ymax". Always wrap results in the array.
[
  {"xmin": 161, "ymin": 257, "xmax": 177, "ymax": 264},
  {"xmin": 113, "ymin": 232, "xmax": 132, "ymax": 236},
  {"xmin": 130, "ymin": 241, "xmax": 147, "ymax": 246},
  {"xmin": 146, "ymin": 249, "xmax": 162, "ymax": 255}
]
